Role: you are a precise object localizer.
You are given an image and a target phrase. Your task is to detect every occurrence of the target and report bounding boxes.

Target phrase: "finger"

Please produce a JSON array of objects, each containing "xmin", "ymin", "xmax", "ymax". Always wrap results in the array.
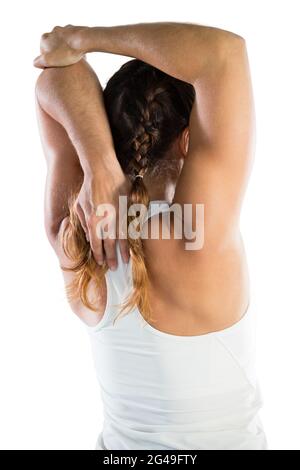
[
  {"xmin": 90, "ymin": 236, "xmax": 104, "ymax": 266},
  {"xmin": 75, "ymin": 203, "xmax": 89, "ymax": 242},
  {"xmin": 33, "ymin": 55, "xmax": 47, "ymax": 69},
  {"xmin": 119, "ymin": 239, "xmax": 130, "ymax": 264},
  {"xmin": 89, "ymin": 217, "xmax": 105, "ymax": 266},
  {"xmin": 117, "ymin": 213, "xmax": 130, "ymax": 263},
  {"xmin": 33, "ymin": 52, "xmax": 55, "ymax": 69},
  {"xmin": 103, "ymin": 238, "xmax": 117, "ymax": 271},
  {"xmin": 40, "ymin": 32, "xmax": 51, "ymax": 51},
  {"xmin": 41, "ymin": 32, "xmax": 50, "ymax": 42}
]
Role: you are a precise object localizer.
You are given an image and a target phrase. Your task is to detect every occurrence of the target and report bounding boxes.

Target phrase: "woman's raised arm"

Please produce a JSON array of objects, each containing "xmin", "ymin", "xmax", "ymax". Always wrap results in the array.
[
  {"xmin": 35, "ymin": 59, "xmax": 129, "ymax": 269},
  {"xmin": 34, "ymin": 22, "xmax": 240, "ymax": 83}
]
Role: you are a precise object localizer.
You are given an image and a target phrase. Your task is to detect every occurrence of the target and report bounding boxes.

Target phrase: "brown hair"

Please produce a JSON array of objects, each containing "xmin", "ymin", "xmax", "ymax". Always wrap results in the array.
[{"xmin": 62, "ymin": 59, "xmax": 195, "ymax": 322}]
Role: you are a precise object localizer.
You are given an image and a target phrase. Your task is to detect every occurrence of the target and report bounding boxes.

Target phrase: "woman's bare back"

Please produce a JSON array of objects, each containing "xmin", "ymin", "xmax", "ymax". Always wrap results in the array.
[{"xmin": 142, "ymin": 212, "xmax": 250, "ymax": 336}]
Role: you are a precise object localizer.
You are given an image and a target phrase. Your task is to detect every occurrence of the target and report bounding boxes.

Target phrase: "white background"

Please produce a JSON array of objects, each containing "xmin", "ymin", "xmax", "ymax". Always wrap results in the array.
[{"xmin": 0, "ymin": 0, "xmax": 299, "ymax": 450}]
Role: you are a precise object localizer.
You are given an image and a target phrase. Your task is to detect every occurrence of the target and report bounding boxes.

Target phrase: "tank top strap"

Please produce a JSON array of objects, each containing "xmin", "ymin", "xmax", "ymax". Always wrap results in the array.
[{"xmin": 144, "ymin": 200, "xmax": 171, "ymax": 223}]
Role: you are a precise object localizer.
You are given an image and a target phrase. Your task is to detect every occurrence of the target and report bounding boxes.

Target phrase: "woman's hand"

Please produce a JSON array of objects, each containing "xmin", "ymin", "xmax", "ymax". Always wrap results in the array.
[
  {"xmin": 33, "ymin": 25, "xmax": 88, "ymax": 69},
  {"xmin": 75, "ymin": 167, "xmax": 131, "ymax": 270}
]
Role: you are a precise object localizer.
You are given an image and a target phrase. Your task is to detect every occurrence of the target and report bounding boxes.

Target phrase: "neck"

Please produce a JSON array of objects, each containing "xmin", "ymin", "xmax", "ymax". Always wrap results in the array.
[
  {"xmin": 144, "ymin": 152, "xmax": 183, "ymax": 204},
  {"xmin": 144, "ymin": 178, "xmax": 176, "ymax": 204}
]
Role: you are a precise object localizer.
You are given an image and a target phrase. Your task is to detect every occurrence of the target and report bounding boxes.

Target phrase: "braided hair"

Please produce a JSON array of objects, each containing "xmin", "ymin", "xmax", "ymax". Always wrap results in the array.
[
  {"xmin": 63, "ymin": 59, "xmax": 195, "ymax": 322},
  {"xmin": 104, "ymin": 60, "xmax": 195, "ymax": 321}
]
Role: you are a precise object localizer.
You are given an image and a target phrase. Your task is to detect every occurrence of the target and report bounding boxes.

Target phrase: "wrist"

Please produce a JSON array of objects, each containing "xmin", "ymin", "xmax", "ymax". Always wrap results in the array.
[
  {"xmin": 68, "ymin": 26, "xmax": 94, "ymax": 54},
  {"xmin": 82, "ymin": 151, "xmax": 122, "ymax": 180},
  {"xmin": 73, "ymin": 26, "xmax": 106, "ymax": 54}
]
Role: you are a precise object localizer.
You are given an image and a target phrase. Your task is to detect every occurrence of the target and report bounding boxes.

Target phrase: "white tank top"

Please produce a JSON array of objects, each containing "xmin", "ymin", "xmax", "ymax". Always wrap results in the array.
[{"xmin": 85, "ymin": 201, "xmax": 267, "ymax": 450}]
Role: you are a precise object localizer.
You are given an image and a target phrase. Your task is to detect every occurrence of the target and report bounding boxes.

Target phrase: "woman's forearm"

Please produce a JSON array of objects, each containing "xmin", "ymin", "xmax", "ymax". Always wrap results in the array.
[
  {"xmin": 77, "ymin": 22, "xmax": 243, "ymax": 84},
  {"xmin": 35, "ymin": 58, "xmax": 118, "ymax": 176}
]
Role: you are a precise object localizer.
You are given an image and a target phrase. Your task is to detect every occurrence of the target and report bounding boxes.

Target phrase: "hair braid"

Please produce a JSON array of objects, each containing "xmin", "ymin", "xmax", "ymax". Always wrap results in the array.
[{"xmin": 116, "ymin": 103, "xmax": 159, "ymax": 323}]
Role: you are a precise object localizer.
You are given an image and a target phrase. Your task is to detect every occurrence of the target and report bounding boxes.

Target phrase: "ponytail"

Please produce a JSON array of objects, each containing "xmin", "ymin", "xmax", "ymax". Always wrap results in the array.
[{"xmin": 114, "ymin": 170, "xmax": 153, "ymax": 324}]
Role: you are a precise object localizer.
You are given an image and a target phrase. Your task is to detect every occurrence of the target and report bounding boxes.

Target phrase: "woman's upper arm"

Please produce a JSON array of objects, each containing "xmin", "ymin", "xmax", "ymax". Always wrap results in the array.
[
  {"xmin": 35, "ymin": 94, "xmax": 83, "ymax": 246},
  {"xmin": 173, "ymin": 37, "xmax": 255, "ymax": 245}
]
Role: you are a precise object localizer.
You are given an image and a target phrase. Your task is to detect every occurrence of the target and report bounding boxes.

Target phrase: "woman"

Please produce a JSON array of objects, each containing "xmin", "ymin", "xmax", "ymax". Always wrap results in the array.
[{"xmin": 34, "ymin": 22, "xmax": 267, "ymax": 450}]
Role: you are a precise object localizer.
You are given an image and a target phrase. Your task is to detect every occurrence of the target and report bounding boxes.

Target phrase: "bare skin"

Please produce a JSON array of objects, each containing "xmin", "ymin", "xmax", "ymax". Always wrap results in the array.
[{"xmin": 34, "ymin": 22, "xmax": 254, "ymax": 334}]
